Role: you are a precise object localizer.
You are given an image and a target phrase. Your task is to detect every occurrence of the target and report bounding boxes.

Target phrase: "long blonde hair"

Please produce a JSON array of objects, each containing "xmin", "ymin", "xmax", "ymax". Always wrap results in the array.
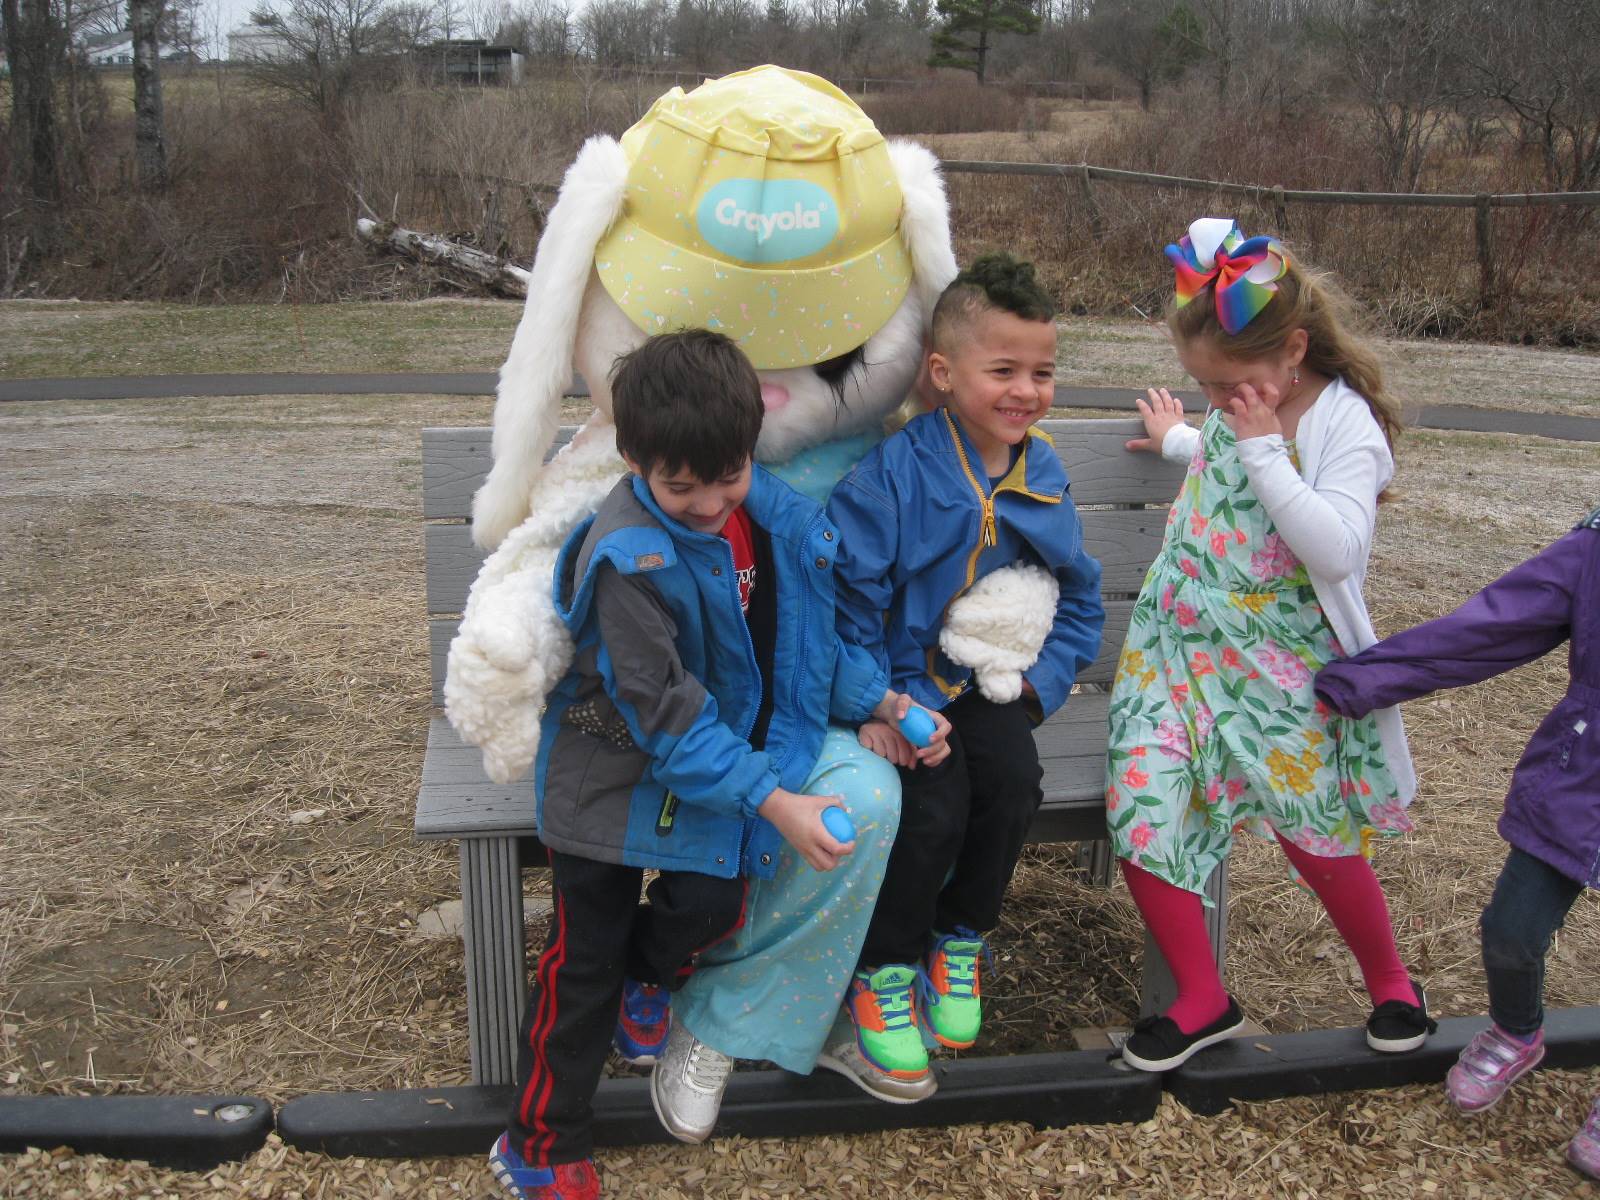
[{"xmin": 1167, "ymin": 253, "xmax": 1402, "ymax": 451}]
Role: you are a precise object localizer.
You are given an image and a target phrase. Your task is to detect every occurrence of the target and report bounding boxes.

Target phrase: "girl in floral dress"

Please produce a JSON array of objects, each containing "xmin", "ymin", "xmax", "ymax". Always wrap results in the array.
[{"xmin": 1107, "ymin": 218, "xmax": 1429, "ymax": 1071}]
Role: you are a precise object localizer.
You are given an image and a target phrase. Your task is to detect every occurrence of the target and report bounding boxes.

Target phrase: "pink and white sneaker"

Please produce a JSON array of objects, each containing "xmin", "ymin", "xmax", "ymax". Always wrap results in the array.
[
  {"xmin": 1569, "ymin": 1095, "xmax": 1600, "ymax": 1181},
  {"xmin": 1445, "ymin": 1026, "xmax": 1545, "ymax": 1114}
]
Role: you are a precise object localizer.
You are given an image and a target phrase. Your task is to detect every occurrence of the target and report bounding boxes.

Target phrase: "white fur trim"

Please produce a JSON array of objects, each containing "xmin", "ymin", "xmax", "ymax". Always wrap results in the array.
[
  {"xmin": 938, "ymin": 564, "xmax": 1059, "ymax": 704},
  {"xmin": 471, "ymin": 137, "xmax": 629, "ymax": 550},
  {"xmin": 445, "ymin": 422, "xmax": 626, "ymax": 783}
]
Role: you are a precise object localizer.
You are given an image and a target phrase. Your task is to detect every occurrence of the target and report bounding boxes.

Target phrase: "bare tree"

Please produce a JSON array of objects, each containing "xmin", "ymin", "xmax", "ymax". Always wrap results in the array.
[
  {"xmin": 1452, "ymin": 0, "xmax": 1600, "ymax": 192},
  {"xmin": 671, "ymin": 0, "xmax": 753, "ymax": 72},
  {"xmin": 244, "ymin": 0, "xmax": 401, "ymax": 115},
  {"xmin": 497, "ymin": 0, "xmax": 570, "ymax": 59},
  {"xmin": 1086, "ymin": 0, "xmax": 1196, "ymax": 109},
  {"xmin": 576, "ymin": 0, "xmax": 671, "ymax": 67},
  {"xmin": 382, "ymin": 0, "xmax": 439, "ymax": 49},
  {"xmin": 3, "ymin": 0, "xmax": 66, "ymax": 212},
  {"xmin": 130, "ymin": 0, "xmax": 169, "ymax": 189},
  {"xmin": 160, "ymin": 0, "xmax": 208, "ymax": 56},
  {"xmin": 70, "ymin": 0, "xmax": 131, "ymax": 38},
  {"xmin": 1329, "ymin": 0, "xmax": 1455, "ymax": 191},
  {"xmin": 807, "ymin": 0, "xmax": 865, "ymax": 78},
  {"xmin": 1178, "ymin": 0, "xmax": 1238, "ymax": 102}
]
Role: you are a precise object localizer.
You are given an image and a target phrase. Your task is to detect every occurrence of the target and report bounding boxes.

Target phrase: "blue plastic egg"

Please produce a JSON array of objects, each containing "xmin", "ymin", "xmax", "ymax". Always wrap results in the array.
[
  {"xmin": 899, "ymin": 706, "xmax": 937, "ymax": 748},
  {"xmin": 821, "ymin": 806, "xmax": 856, "ymax": 843}
]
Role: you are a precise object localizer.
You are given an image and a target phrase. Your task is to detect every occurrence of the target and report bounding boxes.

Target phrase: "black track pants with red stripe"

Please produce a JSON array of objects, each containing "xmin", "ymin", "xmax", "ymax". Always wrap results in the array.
[{"xmin": 507, "ymin": 849, "xmax": 748, "ymax": 1166}]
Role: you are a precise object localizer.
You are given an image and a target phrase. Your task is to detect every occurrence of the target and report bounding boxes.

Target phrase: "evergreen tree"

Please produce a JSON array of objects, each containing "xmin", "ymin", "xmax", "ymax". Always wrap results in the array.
[{"xmin": 926, "ymin": 0, "xmax": 1038, "ymax": 84}]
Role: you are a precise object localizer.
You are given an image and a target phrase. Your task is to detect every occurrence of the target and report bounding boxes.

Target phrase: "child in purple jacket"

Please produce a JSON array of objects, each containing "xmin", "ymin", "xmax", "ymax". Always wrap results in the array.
[{"xmin": 1315, "ymin": 505, "xmax": 1600, "ymax": 1180}]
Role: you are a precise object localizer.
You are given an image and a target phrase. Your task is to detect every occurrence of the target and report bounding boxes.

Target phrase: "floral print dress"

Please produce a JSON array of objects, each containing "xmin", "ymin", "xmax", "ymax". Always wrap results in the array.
[{"xmin": 1105, "ymin": 409, "xmax": 1408, "ymax": 896}]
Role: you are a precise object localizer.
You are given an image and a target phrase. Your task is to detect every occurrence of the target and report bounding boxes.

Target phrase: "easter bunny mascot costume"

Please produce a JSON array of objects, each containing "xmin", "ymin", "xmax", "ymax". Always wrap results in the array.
[{"xmin": 445, "ymin": 67, "xmax": 1055, "ymax": 1099}]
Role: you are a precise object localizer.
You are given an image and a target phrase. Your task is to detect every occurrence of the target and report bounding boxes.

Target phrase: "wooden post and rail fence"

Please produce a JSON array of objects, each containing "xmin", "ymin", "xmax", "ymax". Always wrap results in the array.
[{"xmin": 936, "ymin": 160, "xmax": 1600, "ymax": 311}]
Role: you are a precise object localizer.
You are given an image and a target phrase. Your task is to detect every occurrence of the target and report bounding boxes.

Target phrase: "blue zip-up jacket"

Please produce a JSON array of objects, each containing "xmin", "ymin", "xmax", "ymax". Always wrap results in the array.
[
  {"xmin": 533, "ymin": 467, "xmax": 888, "ymax": 880},
  {"xmin": 827, "ymin": 408, "xmax": 1105, "ymax": 720}
]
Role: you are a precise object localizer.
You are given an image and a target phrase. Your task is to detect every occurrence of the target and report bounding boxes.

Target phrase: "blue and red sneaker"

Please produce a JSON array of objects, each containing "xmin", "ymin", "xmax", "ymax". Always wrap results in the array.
[
  {"xmin": 614, "ymin": 979, "xmax": 670, "ymax": 1066},
  {"xmin": 488, "ymin": 1134, "xmax": 600, "ymax": 1200}
]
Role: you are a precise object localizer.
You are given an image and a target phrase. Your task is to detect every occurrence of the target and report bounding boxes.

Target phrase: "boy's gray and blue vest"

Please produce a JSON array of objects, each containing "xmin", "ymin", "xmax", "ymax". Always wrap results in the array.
[{"xmin": 533, "ymin": 468, "xmax": 885, "ymax": 880}]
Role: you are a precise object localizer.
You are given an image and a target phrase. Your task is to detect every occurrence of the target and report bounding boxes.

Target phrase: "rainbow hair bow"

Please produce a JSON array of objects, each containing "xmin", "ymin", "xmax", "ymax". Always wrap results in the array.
[{"xmin": 1164, "ymin": 217, "xmax": 1289, "ymax": 335}]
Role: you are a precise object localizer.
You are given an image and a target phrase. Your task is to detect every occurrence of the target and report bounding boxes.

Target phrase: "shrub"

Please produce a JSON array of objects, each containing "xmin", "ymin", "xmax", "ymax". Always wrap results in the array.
[{"xmin": 860, "ymin": 80, "xmax": 1027, "ymax": 136}]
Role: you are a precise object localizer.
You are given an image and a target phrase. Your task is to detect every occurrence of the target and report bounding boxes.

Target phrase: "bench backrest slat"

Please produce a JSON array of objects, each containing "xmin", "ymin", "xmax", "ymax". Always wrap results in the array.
[
  {"xmin": 423, "ymin": 418, "xmax": 1185, "ymax": 703},
  {"xmin": 424, "ymin": 507, "xmax": 1169, "ymax": 614},
  {"xmin": 422, "ymin": 419, "xmax": 1182, "ymax": 520}
]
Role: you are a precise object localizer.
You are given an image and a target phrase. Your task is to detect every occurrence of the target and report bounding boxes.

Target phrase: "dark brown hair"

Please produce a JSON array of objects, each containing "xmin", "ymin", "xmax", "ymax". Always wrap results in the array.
[
  {"xmin": 611, "ymin": 329, "xmax": 763, "ymax": 480},
  {"xmin": 931, "ymin": 251, "xmax": 1058, "ymax": 353}
]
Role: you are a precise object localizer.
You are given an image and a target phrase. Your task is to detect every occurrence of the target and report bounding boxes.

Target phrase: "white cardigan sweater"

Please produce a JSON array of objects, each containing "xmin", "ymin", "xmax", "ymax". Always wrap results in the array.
[{"xmin": 1160, "ymin": 378, "xmax": 1417, "ymax": 804}]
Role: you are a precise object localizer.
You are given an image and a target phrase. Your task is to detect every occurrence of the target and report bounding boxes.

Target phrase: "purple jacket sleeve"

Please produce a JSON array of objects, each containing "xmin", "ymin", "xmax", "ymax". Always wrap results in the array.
[{"xmin": 1314, "ymin": 530, "xmax": 1586, "ymax": 718}]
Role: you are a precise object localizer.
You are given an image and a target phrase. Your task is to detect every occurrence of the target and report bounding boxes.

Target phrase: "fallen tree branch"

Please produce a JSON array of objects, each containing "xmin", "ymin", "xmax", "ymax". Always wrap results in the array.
[{"xmin": 355, "ymin": 218, "xmax": 530, "ymax": 299}]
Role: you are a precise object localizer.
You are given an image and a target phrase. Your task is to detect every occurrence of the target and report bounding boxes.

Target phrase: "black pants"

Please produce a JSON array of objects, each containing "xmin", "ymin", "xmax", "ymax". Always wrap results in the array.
[
  {"xmin": 506, "ymin": 850, "xmax": 747, "ymax": 1165},
  {"xmin": 861, "ymin": 691, "xmax": 1044, "ymax": 967},
  {"xmin": 1480, "ymin": 846, "xmax": 1585, "ymax": 1036}
]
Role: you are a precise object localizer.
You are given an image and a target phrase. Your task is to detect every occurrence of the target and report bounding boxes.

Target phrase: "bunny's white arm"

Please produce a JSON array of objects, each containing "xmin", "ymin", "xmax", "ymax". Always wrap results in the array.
[{"xmin": 444, "ymin": 421, "xmax": 626, "ymax": 784}]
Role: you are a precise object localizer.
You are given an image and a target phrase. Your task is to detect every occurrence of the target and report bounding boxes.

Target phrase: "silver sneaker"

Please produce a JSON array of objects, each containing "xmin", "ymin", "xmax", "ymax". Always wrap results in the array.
[
  {"xmin": 649, "ymin": 1020, "xmax": 733, "ymax": 1144},
  {"xmin": 814, "ymin": 1011, "xmax": 938, "ymax": 1105}
]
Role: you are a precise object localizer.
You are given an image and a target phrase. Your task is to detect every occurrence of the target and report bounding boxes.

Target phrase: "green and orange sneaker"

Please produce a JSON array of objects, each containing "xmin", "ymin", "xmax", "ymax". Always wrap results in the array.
[
  {"xmin": 815, "ymin": 965, "xmax": 935, "ymax": 1103},
  {"xmin": 923, "ymin": 929, "xmax": 988, "ymax": 1049}
]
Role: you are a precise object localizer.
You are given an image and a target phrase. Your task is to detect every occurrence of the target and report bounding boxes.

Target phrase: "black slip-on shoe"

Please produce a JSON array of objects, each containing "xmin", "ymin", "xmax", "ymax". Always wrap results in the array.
[
  {"xmin": 1366, "ymin": 985, "xmax": 1438, "ymax": 1053},
  {"xmin": 1121, "ymin": 997, "xmax": 1247, "ymax": 1072}
]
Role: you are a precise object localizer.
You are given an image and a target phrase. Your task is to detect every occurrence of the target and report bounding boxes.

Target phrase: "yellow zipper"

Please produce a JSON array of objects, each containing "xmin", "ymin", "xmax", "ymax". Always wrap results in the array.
[
  {"xmin": 926, "ymin": 413, "xmax": 1064, "ymax": 697},
  {"xmin": 927, "ymin": 411, "xmax": 1000, "ymax": 696}
]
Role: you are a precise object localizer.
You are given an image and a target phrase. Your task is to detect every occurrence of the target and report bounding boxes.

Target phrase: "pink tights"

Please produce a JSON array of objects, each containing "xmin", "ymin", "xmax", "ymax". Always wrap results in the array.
[{"xmin": 1120, "ymin": 835, "xmax": 1417, "ymax": 1033}]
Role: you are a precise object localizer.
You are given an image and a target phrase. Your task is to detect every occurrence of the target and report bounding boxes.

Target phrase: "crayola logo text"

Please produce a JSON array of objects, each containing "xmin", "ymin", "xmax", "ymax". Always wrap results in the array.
[
  {"xmin": 697, "ymin": 179, "xmax": 840, "ymax": 264},
  {"xmin": 714, "ymin": 199, "xmax": 825, "ymax": 240}
]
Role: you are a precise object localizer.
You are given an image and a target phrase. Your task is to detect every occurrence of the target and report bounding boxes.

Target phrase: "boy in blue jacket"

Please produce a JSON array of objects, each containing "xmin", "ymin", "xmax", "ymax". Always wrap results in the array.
[
  {"xmin": 821, "ymin": 254, "xmax": 1105, "ymax": 1100},
  {"xmin": 491, "ymin": 330, "xmax": 905, "ymax": 1199}
]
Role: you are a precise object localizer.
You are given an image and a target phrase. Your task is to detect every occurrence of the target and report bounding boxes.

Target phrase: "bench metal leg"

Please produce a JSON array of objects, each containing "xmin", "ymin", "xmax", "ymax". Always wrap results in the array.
[
  {"xmin": 1137, "ymin": 857, "xmax": 1228, "ymax": 1018},
  {"xmin": 1076, "ymin": 839, "xmax": 1115, "ymax": 888},
  {"xmin": 459, "ymin": 836, "xmax": 527, "ymax": 1086}
]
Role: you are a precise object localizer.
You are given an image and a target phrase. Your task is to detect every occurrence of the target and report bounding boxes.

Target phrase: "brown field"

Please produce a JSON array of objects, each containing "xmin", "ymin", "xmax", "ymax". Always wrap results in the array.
[
  {"xmin": 9, "ymin": 69, "xmax": 1597, "ymax": 348},
  {"xmin": 3, "ymin": 326, "xmax": 1598, "ymax": 1195}
]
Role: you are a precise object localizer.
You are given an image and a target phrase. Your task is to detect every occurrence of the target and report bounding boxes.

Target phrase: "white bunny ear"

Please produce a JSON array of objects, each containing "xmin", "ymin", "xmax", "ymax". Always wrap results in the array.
[
  {"xmin": 886, "ymin": 139, "xmax": 959, "ymax": 329},
  {"xmin": 471, "ymin": 135, "xmax": 631, "ymax": 550}
]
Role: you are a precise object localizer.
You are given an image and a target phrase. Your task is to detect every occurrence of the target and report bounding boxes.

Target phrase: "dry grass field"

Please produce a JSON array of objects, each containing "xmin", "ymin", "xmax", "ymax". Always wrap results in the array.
[{"xmin": 3, "ymin": 308, "xmax": 1599, "ymax": 1196}]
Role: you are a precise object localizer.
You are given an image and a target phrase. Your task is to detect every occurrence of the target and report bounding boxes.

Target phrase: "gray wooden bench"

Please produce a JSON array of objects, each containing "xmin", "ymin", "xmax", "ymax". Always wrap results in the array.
[{"xmin": 417, "ymin": 418, "xmax": 1227, "ymax": 1085}]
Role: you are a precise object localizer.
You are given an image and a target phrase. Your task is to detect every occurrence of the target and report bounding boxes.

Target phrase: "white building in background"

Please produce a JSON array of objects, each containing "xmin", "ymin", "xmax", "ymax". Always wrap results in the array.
[
  {"xmin": 82, "ymin": 29, "xmax": 195, "ymax": 66},
  {"xmin": 83, "ymin": 30, "xmax": 136, "ymax": 66},
  {"xmin": 227, "ymin": 25, "xmax": 296, "ymax": 63}
]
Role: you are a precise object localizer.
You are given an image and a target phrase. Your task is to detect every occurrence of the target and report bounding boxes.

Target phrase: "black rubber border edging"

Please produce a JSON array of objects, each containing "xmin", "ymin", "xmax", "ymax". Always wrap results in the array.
[
  {"xmin": 0, "ymin": 1094, "xmax": 273, "ymax": 1170},
  {"xmin": 276, "ymin": 1047, "xmax": 1158, "ymax": 1158},
  {"xmin": 1168, "ymin": 1005, "xmax": 1600, "ymax": 1115},
  {"xmin": 6, "ymin": 1006, "xmax": 1599, "ymax": 1167}
]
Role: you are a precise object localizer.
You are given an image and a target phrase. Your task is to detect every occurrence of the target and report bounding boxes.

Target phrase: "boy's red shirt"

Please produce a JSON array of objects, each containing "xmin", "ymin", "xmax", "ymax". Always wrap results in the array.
[{"xmin": 720, "ymin": 505, "xmax": 756, "ymax": 613}]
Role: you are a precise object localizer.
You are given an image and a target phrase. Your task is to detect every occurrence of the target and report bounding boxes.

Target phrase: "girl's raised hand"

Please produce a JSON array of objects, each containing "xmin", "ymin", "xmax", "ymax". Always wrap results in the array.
[
  {"xmin": 1126, "ymin": 387, "xmax": 1186, "ymax": 454},
  {"xmin": 1226, "ymin": 382, "xmax": 1283, "ymax": 441}
]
